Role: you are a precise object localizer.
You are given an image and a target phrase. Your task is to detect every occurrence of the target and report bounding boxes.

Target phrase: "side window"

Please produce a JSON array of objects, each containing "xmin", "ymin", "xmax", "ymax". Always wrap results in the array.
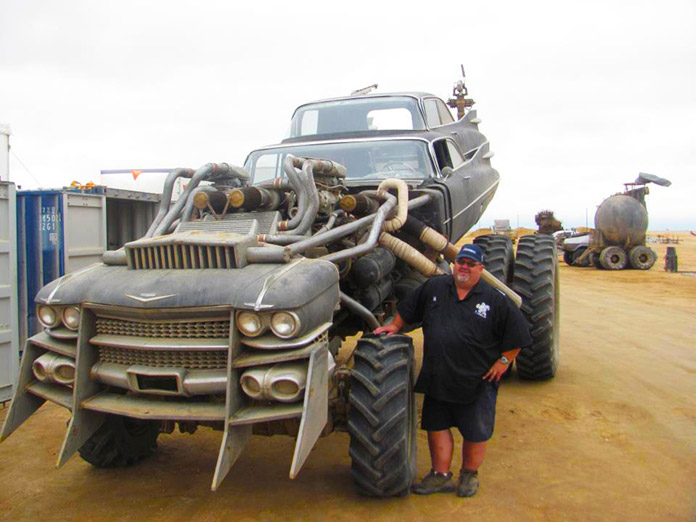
[
  {"xmin": 432, "ymin": 139, "xmax": 464, "ymax": 173},
  {"xmin": 446, "ymin": 141, "xmax": 464, "ymax": 168},
  {"xmin": 436, "ymin": 100, "xmax": 455, "ymax": 124},
  {"xmin": 423, "ymin": 99, "xmax": 441, "ymax": 128},
  {"xmin": 252, "ymin": 154, "xmax": 282, "ymax": 184},
  {"xmin": 432, "ymin": 139, "xmax": 451, "ymax": 170}
]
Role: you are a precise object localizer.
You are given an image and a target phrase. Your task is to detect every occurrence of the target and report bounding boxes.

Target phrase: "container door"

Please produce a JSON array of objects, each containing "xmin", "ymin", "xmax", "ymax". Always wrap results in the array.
[
  {"xmin": 0, "ymin": 183, "xmax": 19, "ymax": 401},
  {"xmin": 63, "ymin": 193, "xmax": 107, "ymax": 272},
  {"xmin": 16, "ymin": 191, "xmax": 65, "ymax": 350}
]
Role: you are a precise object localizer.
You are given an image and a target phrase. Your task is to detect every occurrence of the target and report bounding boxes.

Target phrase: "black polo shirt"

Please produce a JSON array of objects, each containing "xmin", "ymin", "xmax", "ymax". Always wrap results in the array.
[{"xmin": 397, "ymin": 275, "xmax": 532, "ymax": 404}]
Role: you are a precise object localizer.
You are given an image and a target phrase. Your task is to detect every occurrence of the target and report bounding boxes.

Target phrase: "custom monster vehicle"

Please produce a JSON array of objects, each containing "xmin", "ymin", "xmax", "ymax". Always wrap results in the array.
[{"xmin": 2, "ymin": 82, "xmax": 559, "ymax": 497}]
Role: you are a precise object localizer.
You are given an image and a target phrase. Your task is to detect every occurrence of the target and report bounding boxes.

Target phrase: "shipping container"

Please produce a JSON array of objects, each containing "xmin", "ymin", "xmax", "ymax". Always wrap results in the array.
[
  {"xmin": 0, "ymin": 182, "xmax": 19, "ymax": 401},
  {"xmin": 16, "ymin": 187, "xmax": 160, "ymax": 348}
]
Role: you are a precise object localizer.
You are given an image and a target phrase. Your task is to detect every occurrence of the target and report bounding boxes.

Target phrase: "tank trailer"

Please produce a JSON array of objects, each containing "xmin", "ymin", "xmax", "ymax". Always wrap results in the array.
[{"xmin": 562, "ymin": 173, "xmax": 671, "ymax": 269}]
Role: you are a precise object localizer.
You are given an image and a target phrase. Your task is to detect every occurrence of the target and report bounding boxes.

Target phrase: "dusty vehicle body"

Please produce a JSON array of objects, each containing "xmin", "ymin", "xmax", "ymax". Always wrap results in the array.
[
  {"xmin": 562, "ymin": 173, "xmax": 671, "ymax": 270},
  {"xmin": 2, "ymin": 88, "xmax": 559, "ymax": 496}
]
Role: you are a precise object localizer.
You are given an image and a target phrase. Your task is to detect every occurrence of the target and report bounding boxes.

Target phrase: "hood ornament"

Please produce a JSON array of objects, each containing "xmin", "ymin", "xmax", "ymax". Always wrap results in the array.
[{"xmin": 125, "ymin": 293, "xmax": 178, "ymax": 303}]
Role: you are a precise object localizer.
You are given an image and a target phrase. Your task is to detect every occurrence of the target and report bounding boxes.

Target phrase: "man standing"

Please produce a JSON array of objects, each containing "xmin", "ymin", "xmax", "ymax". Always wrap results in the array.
[{"xmin": 374, "ymin": 244, "xmax": 531, "ymax": 497}]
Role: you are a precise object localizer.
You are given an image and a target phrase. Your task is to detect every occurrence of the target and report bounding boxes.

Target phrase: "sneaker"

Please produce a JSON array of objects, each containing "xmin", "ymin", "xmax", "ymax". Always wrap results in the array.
[
  {"xmin": 411, "ymin": 469, "xmax": 456, "ymax": 495},
  {"xmin": 456, "ymin": 469, "xmax": 479, "ymax": 497}
]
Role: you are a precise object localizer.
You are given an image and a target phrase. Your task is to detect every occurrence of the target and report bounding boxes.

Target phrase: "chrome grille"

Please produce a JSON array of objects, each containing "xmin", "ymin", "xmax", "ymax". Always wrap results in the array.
[
  {"xmin": 98, "ymin": 346, "xmax": 227, "ymax": 369},
  {"xmin": 96, "ymin": 318, "xmax": 230, "ymax": 338},
  {"xmin": 126, "ymin": 244, "xmax": 236, "ymax": 269}
]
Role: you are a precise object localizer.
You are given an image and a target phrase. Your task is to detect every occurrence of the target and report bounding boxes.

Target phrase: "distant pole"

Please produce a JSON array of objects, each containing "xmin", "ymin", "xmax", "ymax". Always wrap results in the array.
[
  {"xmin": 0, "ymin": 123, "xmax": 10, "ymax": 182},
  {"xmin": 517, "ymin": 214, "xmax": 519, "ymax": 229},
  {"xmin": 585, "ymin": 208, "xmax": 588, "ymax": 229}
]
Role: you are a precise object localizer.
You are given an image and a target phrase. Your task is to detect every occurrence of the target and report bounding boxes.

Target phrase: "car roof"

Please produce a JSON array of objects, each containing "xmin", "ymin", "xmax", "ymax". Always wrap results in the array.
[
  {"xmin": 292, "ymin": 92, "xmax": 438, "ymax": 112},
  {"xmin": 252, "ymin": 133, "xmax": 435, "ymax": 155}
]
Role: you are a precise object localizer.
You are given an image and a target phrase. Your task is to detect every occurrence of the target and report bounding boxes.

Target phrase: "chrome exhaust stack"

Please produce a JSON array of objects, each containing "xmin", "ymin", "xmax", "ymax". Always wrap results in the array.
[
  {"xmin": 32, "ymin": 353, "xmax": 76, "ymax": 385},
  {"xmin": 240, "ymin": 361, "xmax": 309, "ymax": 403}
]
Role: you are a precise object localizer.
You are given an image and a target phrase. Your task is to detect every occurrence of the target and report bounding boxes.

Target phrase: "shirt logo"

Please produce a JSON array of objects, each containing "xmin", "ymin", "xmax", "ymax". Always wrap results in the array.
[{"xmin": 475, "ymin": 302, "xmax": 490, "ymax": 319}]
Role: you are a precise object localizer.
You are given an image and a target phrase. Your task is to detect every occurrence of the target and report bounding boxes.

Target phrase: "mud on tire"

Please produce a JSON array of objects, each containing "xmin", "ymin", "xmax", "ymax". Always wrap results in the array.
[
  {"xmin": 599, "ymin": 246, "xmax": 628, "ymax": 270},
  {"xmin": 628, "ymin": 246, "xmax": 657, "ymax": 270},
  {"xmin": 512, "ymin": 234, "xmax": 560, "ymax": 380},
  {"xmin": 348, "ymin": 334, "xmax": 417, "ymax": 497},
  {"xmin": 474, "ymin": 234, "xmax": 514, "ymax": 284},
  {"xmin": 79, "ymin": 414, "xmax": 160, "ymax": 468}
]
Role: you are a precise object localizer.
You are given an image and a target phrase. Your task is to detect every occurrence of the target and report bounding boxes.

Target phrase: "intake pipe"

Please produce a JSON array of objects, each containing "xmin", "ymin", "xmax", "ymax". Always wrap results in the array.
[
  {"xmin": 287, "ymin": 161, "xmax": 320, "ymax": 236},
  {"xmin": 32, "ymin": 353, "xmax": 76, "ymax": 385},
  {"xmin": 153, "ymin": 163, "xmax": 249, "ymax": 236},
  {"xmin": 379, "ymin": 232, "xmax": 444, "ymax": 278},
  {"xmin": 377, "ymin": 179, "xmax": 409, "ymax": 232},
  {"xmin": 278, "ymin": 156, "xmax": 307, "ymax": 232},
  {"xmin": 145, "ymin": 167, "xmax": 195, "ymax": 238}
]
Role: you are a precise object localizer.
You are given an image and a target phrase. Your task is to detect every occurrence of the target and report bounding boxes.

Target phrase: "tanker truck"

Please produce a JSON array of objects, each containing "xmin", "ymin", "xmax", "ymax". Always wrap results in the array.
[{"xmin": 562, "ymin": 173, "xmax": 671, "ymax": 270}]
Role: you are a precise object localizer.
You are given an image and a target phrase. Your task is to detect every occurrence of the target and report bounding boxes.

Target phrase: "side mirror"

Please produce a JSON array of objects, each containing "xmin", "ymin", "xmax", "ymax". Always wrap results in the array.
[{"xmin": 441, "ymin": 166, "xmax": 454, "ymax": 179}]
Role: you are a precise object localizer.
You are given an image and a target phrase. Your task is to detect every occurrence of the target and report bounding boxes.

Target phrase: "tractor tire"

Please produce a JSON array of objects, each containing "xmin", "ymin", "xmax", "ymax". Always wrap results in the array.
[
  {"xmin": 628, "ymin": 246, "xmax": 657, "ymax": 270},
  {"xmin": 79, "ymin": 414, "xmax": 160, "ymax": 468},
  {"xmin": 563, "ymin": 251, "xmax": 574, "ymax": 266},
  {"xmin": 512, "ymin": 234, "xmax": 560, "ymax": 380},
  {"xmin": 348, "ymin": 334, "xmax": 417, "ymax": 497},
  {"xmin": 599, "ymin": 246, "xmax": 628, "ymax": 270},
  {"xmin": 572, "ymin": 247, "xmax": 592, "ymax": 267},
  {"xmin": 474, "ymin": 234, "xmax": 514, "ymax": 284}
]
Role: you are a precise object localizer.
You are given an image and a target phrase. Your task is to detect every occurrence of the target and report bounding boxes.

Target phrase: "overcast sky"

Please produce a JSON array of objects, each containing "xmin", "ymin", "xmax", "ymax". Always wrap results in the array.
[{"xmin": 1, "ymin": 0, "xmax": 694, "ymax": 229}]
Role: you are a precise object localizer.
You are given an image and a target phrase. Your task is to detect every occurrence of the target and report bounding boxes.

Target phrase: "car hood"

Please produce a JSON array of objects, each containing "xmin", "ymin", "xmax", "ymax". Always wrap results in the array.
[{"xmin": 35, "ymin": 259, "xmax": 339, "ymax": 310}]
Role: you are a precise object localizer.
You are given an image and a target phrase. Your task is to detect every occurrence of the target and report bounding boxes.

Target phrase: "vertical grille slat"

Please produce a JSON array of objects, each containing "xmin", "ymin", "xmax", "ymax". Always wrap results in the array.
[{"xmin": 190, "ymin": 245, "xmax": 197, "ymax": 269}]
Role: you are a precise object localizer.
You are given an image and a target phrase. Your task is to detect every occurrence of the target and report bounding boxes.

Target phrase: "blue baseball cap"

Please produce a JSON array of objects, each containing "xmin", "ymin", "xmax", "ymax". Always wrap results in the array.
[{"xmin": 455, "ymin": 244, "xmax": 484, "ymax": 264}]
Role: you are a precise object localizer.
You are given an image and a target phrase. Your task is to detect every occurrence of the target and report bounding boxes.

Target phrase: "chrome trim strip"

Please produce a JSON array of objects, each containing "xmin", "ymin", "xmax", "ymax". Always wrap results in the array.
[
  {"xmin": 90, "ymin": 334, "xmax": 229, "ymax": 351},
  {"xmin": 90, "ymin": 361, "xmax": 227, "ymax": 396},
  {"xmin": 443, "ymin": 179, "xmax": 500, "ymax": 224},
  {"xmin": 241, "ymin": 323, "xmax": 331, "ymax": 350}
]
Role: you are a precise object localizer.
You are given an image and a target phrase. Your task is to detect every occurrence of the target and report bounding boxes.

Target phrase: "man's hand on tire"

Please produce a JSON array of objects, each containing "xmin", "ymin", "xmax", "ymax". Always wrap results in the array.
[{"xmin": 373, "ymin": 323, "xmax": 400, "ymax": 336}]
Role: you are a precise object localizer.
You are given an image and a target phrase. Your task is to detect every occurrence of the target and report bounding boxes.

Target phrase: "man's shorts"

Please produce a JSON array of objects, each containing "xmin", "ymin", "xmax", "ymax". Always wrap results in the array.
[{"xmin": 420, "ymin": 383, "xmax": 498, "ymax": 442}]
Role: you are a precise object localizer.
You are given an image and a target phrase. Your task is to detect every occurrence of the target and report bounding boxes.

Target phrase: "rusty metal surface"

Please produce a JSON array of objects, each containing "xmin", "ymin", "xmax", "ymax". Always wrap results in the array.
[
  {"xmin": 82, "ymin": 392, "xmax": 226, "ymax": 421},
  {"xmin": 25, "ymin": 381, "xmax": 73, "ymax": 410}
]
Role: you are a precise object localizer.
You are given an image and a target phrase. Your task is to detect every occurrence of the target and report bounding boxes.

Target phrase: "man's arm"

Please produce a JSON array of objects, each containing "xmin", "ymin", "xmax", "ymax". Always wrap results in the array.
[
  {"xmin": 482, "ymin": 348, "xmax": 521, "ymax": 382},
  {"xmin": 373, "ymin": 313, "xmax": 406, "ymax": 336}
]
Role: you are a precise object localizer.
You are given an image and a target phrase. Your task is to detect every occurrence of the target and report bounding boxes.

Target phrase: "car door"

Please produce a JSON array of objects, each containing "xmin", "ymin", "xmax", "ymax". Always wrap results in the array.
[{"xmin": 433, "ymin": 138, "xmax": 498, "ymax": 243}]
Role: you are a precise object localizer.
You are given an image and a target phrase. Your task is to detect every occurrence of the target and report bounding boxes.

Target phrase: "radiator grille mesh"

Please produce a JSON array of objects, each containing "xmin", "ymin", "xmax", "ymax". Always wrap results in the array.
[
  {"xmin": 126, "ymin": 244, "xmax": 236, "ymax": 270},
  {"xmin": 96, "ymin": 318, "xmax": 230, "ymax": 338},
  {"xmin": 98, "ymin": 346, "xmax": 228, "ymax": 369}
]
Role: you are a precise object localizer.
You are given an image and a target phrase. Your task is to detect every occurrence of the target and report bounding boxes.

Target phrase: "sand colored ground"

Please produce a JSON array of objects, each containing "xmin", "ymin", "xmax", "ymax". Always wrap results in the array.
[{"xmin": 0, "ymin": 232, "xmax": 693, "ymax": 521}]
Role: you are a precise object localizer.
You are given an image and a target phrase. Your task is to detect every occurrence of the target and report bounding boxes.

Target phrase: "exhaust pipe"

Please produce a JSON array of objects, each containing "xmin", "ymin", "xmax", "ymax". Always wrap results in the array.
[
  {"xmin": 32, "ymin": 353, "xmax": 76, "ymax": 385},
  {"xmin": 240, "ymin": 361, "xmax": 309, "ymax": 403}
]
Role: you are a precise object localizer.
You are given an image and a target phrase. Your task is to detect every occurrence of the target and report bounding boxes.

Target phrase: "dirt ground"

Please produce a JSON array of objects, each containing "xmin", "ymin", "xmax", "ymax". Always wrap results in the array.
[{"xmin": 0, "ymin": 232, "xmax": 694, "ymax": 521}]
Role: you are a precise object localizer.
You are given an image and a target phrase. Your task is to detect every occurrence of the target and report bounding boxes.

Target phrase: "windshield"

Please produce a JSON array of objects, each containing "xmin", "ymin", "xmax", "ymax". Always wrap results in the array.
[
  {"xmin": 244, "ymin": 139, "xmax": 435, "ymax": 184},
  {"xmin": 289, "ymin": 96, "xmax": 426, "ymax": 138}
]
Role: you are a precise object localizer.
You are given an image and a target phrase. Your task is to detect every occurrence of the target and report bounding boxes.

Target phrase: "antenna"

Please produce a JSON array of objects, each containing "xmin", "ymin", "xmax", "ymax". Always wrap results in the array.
[{"xmin": 351, "ymin": 84, "xmax": 378, "ymax": 96}]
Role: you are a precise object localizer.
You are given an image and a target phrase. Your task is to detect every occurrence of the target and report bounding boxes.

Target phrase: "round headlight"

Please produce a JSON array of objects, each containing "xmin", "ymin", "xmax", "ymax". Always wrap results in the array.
[
  {"xmin": 37, "ymin": 305, "xmax": 59, "ymax": 328},
  {"xmin": 61, "ymin": 306, "xmax": 81, "ymax": 331},
  {"xmin": 236, "ymin": 311, "xmax": 265, "ymax": 337},
  {"xmin": 270, "ymin": 311, "xmax": 300, "ymax": 339}
]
